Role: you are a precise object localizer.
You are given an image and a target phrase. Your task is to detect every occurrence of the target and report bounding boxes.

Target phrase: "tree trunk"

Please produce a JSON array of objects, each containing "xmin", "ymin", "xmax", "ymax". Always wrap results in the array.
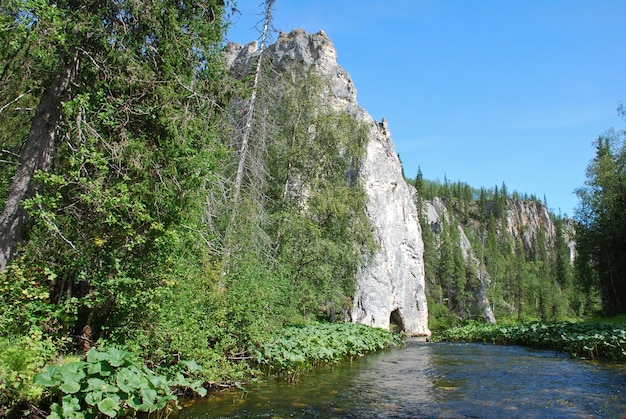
[{"xmin": 0, "ymin": 53, "xmax": 79, "ymax": 271}]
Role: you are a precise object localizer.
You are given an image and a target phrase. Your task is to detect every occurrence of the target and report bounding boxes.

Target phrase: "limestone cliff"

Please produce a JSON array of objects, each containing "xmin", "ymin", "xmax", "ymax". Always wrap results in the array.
[
  {"xmin": 225, "ymin": 29, "xmax": 430, "ymax": 336},
  {"xmin": 505, "ymin": 198, "xmax": 575, "ymax": 262},
  {"xmin": 350, "ymin": 118, "xmax": 429, "ymax": 336},
  {"xmin": 425, "ymin": 197, "xmax": 496, "ymax": 324},
  {"xmin": 422, "ymin": 194, "xmax": 575, "ymax": 323}
]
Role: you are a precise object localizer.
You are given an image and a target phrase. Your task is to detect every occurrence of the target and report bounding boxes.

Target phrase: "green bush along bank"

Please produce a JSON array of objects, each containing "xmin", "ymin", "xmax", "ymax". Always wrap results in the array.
[
  {"xmin": 434, "ymin": 320, "xmax": 626, "ymax": 360},
  {"xmin": 254, "ymin": 323, "xmax": 403, "ymax": 379}
]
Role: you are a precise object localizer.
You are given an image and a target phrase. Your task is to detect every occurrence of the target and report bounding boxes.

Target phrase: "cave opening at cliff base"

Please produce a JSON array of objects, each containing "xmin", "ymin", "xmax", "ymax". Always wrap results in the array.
[{"xmin": 389, "ymin": 308, "xmax": 405, "ymax": 334}]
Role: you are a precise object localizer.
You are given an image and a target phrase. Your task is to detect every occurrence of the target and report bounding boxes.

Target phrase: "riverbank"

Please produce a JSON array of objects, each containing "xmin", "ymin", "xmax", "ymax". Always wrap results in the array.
[
  {"xmin": 254, "ymin": 323, "xmax": 404, "ymax": 379},
  {"xmin": 0, "ymin": 322, "xmax": 402, "ymax": 418},
  {"xmin": 432, "ymin": 319, "xmax": 626, "ymax": 360},
  {"xmin": 181, "ymin": 339, "xmax": 626, "ymax": 418}
]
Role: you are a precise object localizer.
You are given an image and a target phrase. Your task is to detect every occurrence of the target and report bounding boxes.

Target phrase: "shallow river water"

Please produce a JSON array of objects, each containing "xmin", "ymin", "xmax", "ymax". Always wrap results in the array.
[{"xmin": 181, "ymin": 340, "xmax": 626, "ymax": 418}]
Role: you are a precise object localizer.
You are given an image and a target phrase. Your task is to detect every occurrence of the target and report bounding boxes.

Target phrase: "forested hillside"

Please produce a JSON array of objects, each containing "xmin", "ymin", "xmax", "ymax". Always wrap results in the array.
[{"xmin": 411, "ymin": 173, "xmax": 594, "ymax": 330}]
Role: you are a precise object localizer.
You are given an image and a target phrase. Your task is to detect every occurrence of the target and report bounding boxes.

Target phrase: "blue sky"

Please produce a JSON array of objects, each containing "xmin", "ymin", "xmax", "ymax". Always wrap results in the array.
[{"xmin": 225, "ymin": 0, "xmax": 626, "ymax": 217}]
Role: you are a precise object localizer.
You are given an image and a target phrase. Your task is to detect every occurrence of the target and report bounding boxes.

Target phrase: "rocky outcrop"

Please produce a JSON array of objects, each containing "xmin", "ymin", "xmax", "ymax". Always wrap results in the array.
[
  {"xmin": 425, "ymin": 197, "xmax": 496, "ymax": 324},
  {"xmin": 225, "ymin": 29, "xmax": 430, "ymax": 336},
  {"xmin": 505, "ymin": 199, "xmax": 555, "ymax": 256},
  {"xmin": 350, "ymin": 118, "xmax": 430, "ymax": 336},
  {"xmin": 424, "ymin": 194, "xmax": 577, "ymax": 323},
  {"xmin": 224, "ymin": 30, "xmax": 358, "ymax": 114},
  {"xmin": 505, "ymin": 198, "xmax": 576, "ymax": 263}
]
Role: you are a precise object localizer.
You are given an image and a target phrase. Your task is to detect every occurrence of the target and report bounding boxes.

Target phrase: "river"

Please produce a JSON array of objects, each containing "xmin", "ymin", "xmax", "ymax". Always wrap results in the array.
[{"xmin": 181, "ymin": 340, "xmax": 626, "ymax": 418}]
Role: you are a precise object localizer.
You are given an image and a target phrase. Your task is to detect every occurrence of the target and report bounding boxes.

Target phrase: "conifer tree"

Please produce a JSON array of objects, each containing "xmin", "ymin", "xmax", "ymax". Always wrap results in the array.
[
  {"xmin": 0, "ymin": 0, "xmax": 227, "ymax": 339},
  {"xmin": 575, "ymin": 126, "xmax": 626, "ymax": 315}
]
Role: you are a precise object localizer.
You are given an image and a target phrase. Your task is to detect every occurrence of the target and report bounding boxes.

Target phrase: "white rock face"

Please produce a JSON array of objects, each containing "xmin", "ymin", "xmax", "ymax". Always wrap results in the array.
[
  {"xmin": 225, "ymin": 29, "xmax": 430, "ymax": 336},
  {"xmin": 505, "ymin": 199, "xmax": 555, "ymax": 254},
  {"xmin": 351, "ymin": 119, "xmax": 430, "ymax": 336},
  {"xmin": 503, "ymin": 198, "xmax": 575, "ymax": 264}
]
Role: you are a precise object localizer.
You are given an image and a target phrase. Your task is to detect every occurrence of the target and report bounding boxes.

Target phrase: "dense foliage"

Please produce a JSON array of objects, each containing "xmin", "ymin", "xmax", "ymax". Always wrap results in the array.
[
  {"xmin": 435, "ymin": 321, "xmax": 626, "ymax": 361},
  {"xmin": 0, "ymin": 0, "xmax": 229, "ymax": 340},
  {"xmin": 265, "ymin": 70, "xmax": 375, "ymax": 318},
  {"xmin": 413, "ymin": 171, "xmax": 586, "ymax": 330},
  {"xmin": 255, "ymin": 323, "xmax": 403, "ymax": 379},
  {"xmin": 0, "ymin": 1, "xmax": 379, "ymax": 415},
  {"xmin": 575, "ymin": 121, "xmax": 626, "ymax": 315},
  {"xmin": 33, "ymin": 346, "xmax": 206, "ymax": 418},
  {"xmin": 0, "ymin": 336, "xmax": 58, "ymax": 412}
]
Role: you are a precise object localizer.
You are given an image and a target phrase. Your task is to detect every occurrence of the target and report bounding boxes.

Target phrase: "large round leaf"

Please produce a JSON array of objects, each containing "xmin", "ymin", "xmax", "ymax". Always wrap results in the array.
[
  {"xmin": 97, "ymin": 397, "xmax": 120, "ymax": 418},
  {"xmin": 116, "ymin": 367, "xmax": 142, "ymax": 394},
  {"xmin": 60, "ymin": 380, "xmax": 81, "ymax": 394}
]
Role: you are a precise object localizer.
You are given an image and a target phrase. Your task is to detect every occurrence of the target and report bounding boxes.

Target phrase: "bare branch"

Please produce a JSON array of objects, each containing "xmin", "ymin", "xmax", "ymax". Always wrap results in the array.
[
  {"xmin": 38, "ymin": 202, "xmax": 77, "ymax": 252},
  {"xmin": 0, "ymin": 92, "xmax": 28, "ymax": 114},
  {"xmin": 230, "ymin": 0, "xmax": 275, "ymax": 206}
]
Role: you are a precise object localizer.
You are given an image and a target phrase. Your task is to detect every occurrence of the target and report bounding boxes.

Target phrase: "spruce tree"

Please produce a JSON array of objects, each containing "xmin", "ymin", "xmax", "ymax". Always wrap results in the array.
[{"xmin": 0, "ymin": 0, "xmax": 227, "ymax": 340}]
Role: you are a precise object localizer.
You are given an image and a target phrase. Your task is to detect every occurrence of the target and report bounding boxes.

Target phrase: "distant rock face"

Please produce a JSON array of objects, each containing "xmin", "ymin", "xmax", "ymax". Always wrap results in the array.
[
  {"xmin": 425, "ymin": 197, "xmax": 497, "ymax": 324},
  {"xmin": 505, "ymin": 199, "xmax": 554, "ymax": 255},
  {"xmin": 225, "ymin": 29, "xmax": 430, "ymax": 336},
  {"xmin": 424, "ymin": 195, "xmax": 577, "ymax": 324},
  {"xmin": 505, "ymin": 199, "xmax": 576, "ymax": 262}
]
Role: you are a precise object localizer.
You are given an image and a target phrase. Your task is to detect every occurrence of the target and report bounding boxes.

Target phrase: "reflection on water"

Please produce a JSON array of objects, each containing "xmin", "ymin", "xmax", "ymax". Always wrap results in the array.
[{"xmin": 182, "ymin": 340, "xmax": 626, "ymax": 418}]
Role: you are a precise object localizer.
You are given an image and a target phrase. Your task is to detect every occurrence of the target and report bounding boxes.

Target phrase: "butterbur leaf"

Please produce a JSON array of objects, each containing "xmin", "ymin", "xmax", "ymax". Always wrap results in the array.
[
  {"xmin": 87, "ymin": 360, "xmax": 114, "ymax": 377},
  {"xmin": 141, "ymin": 387, "xmax": 158, "ymax": 408},
  {"xmin": 87, "ymin": 377, "xmax": 107, "ymax": 389},
  {"xmin": 60, "ymin": 380, "xmax": 81, "ymax": 394},
  {"xmin": 87, "ymin": 377, "xmax": 118, "ymax": 393},
  {"xmin": 97, "ymin": 397, "xmax": 120, "ymax": 417},
  {"xmin": 85, "ymin": 390, "xmax": 103, "ymax": 406},
  {"xmin": 154, "ymin": 394, "xmax": 176, "ymax": 410},
  {"xmin": 105, "ymin": 347, "xmax": 131, "ymax": 367},
  {"xmin": 126, "ymin": 395, "xmax": 143, "ymax": 410},
  {"xmin": 195, "ymin": 386, "xmax": 207, "ymax": 397},
  {"xmin": 87, "ymin": 348, "xmax": 104, "ymax": 363},
  {"xmin": 60, "ymin": 363, "xmax": 86, "ymax": 384},
  {"xmin": 146, "ymin": 370, "xmax": 168, "ymax": 389},
  {"xmin": 33, "ymin": 367, "xmax": 60, "ymax": 387},
  {"xmin": 61, "ymin": 395, "xmax": 83, "ymax": 418},
  {"xmin": 87, "ymin": 346, "xmax": 131, "ymax": 367},
  {"xmin": 48, "ymin": 403, "xmax": 62, "ymax": 419},
  {"xmin": 116, "ymin": 367, "xmax": 142, "ymax": 393}
]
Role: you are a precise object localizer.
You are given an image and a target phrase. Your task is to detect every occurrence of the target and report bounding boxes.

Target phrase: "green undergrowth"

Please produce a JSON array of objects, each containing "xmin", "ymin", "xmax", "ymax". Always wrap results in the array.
[
  {"xmin": 0, "ymin": 335, "xmax": 59, "ymax": 415},
  {"xmin": 32, "ymin": 346, "xmax": 206, "ymax": 419},
  {"xmin": 434, "ymin": 321, "xmax": 626, "ymax": 360},
  {"xmin": 254, "ymin": 323, "xmax": 404, "ymax": 379},
  {"xmin": 1, "ymin": 323, "xmax": 402, "ymax": 416}
]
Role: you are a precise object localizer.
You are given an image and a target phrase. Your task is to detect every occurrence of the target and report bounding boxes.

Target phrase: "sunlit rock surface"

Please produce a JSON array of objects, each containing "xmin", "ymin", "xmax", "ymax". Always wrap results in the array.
[
  {"xmin": 425, "ymin": 197, "xmax": 496, "ymax": 324},
  {"xmin": 225, "ymin": 29, "xmax": 430, "ymax": 336}
]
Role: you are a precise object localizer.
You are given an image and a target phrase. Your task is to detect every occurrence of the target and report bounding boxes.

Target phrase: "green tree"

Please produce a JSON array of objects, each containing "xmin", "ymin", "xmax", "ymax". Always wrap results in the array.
[
  {"xmin": 0, "ymin": 0, "xmax": 228, "ymax": 342},
  {"xmin": 575, "ymin": 126, "xmax": 626, "ymax": 315},
  {"xmin": 265, "ymin": 69, "xmax": 374, "ymax": 319}
]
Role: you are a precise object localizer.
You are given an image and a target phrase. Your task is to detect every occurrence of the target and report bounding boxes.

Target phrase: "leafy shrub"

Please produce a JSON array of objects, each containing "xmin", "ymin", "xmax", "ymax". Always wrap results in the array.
[
  {"xmin": 255, "ymin": 323, "xmax": 403, "ymax": 378},
  {"xmin": 434, "ymin": 321, "xmax": 626, "ymax": 360},
  {"xmin": 0, "ymin": 259, "xmax": 78, "ymax": 337},
  {"xmin": 34, "ymin": 346, "xmax": 206, "ymax": 418},
  {"xmin": 113, "ymin": 258, "xmax": 282, "ymax": 387},
  {"xmin": 427, "ymin": 300, "xmax": 460, "ymax": 331}
]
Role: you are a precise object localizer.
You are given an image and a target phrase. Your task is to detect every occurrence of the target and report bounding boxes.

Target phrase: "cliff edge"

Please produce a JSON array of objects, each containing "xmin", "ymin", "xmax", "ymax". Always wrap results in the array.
[{"xmin": 225, "ymin": 29, "xmax": 430, "ymax": 336}]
